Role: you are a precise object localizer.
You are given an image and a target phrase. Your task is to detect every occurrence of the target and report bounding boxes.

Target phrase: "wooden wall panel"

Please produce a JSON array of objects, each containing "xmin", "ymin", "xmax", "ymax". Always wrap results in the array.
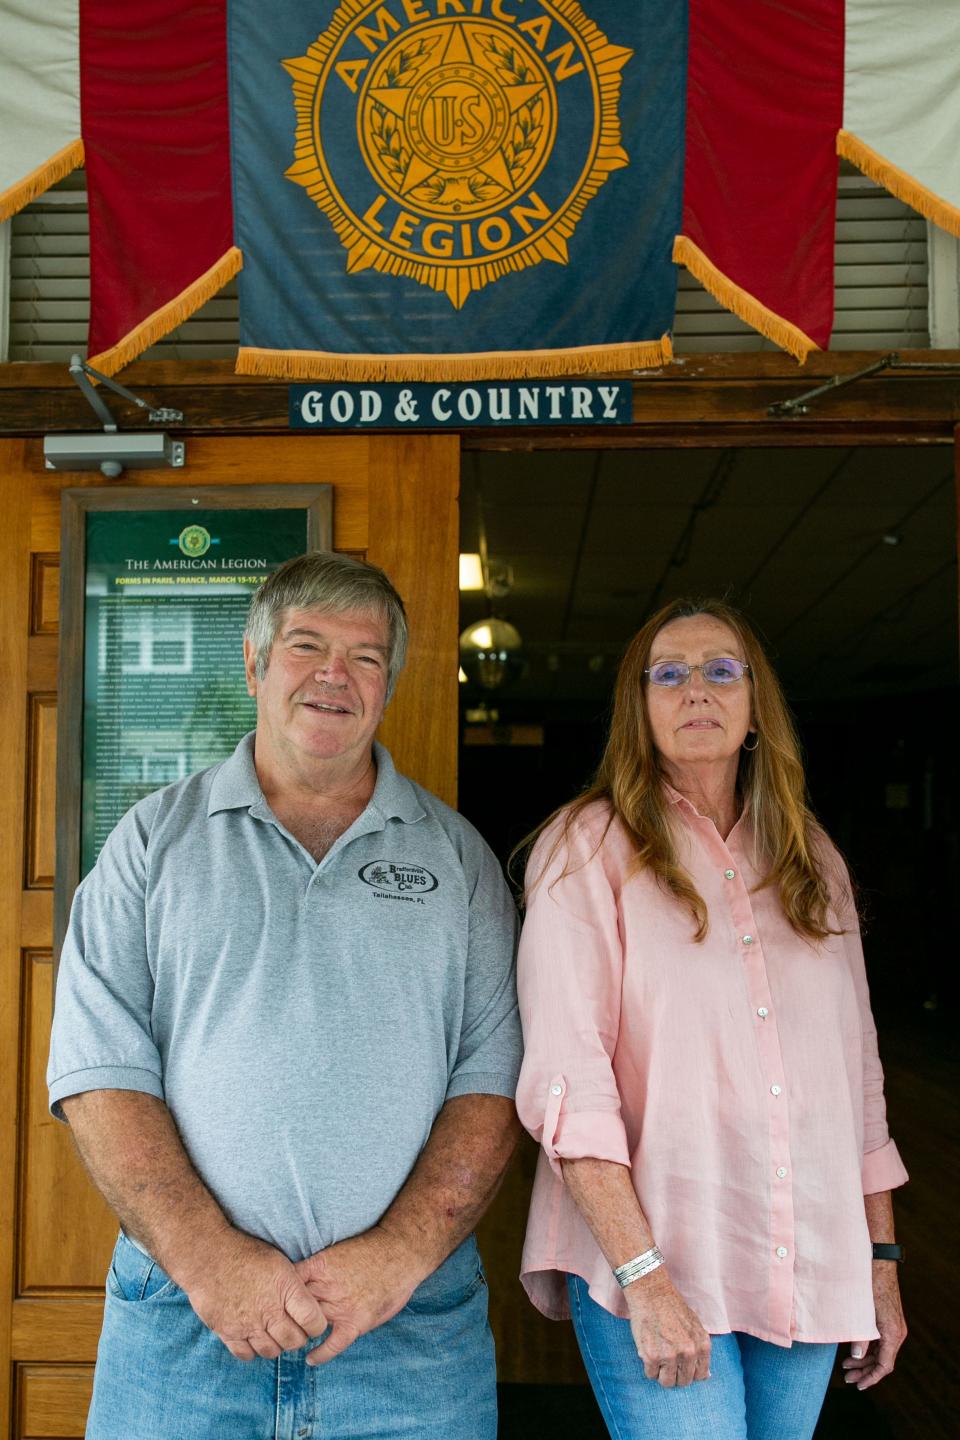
[
  {"xmin": 368, "ymin": 435, "xmax": 460, "ymax": 807},
  {"xmin": 16, "ymin": 1364, "xmax": 91, "ymax": 1437},
  {"xmin": 17, "ymin": 954, "xmax": 118, "ymax": 1295},
  {"xmin": 25, "ymin": 698, "xmax": 57, "ymax": 890},
  {"xmin": 25, "ymin": 436, "xmax": 372, "ymax": 553},
  {"xmin": 21, "ymin": 893, "xmax": 53, "ymax": 950},
  {"xmin": 1, "ymin": 440, "xmax": 33, "ymax": 1438},
  {"xmin": 12, "ymin": 1298, "xmax": 103, "ymax": 1363},
  {"xmin": 27, "ymin": 638, "xmax": 57, "ymax": 694},
  {"xmin": 30, "ymin": 556, "xmax": 59, "ymax": 636}
]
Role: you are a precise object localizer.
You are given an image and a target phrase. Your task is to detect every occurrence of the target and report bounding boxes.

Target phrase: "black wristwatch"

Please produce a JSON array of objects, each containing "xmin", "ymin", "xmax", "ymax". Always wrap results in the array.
[{"xmin": 872, "ymin": 1243, "xmax": 905, "ymax": 1262}]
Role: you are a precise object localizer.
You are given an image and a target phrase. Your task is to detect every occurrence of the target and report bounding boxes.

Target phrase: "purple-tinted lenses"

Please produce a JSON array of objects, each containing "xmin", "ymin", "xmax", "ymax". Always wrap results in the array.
[{"xmin": 647, "ymin": 658, "xmax": 748, "ymax": 686}]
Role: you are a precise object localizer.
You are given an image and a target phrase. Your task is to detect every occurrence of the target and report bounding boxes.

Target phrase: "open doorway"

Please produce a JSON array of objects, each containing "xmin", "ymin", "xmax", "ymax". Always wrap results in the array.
[
  {"xmin": 460, "ymin": 444, "xmax": 958, "ymax": 1439},
  {"xmin": 460, "ymin": 445, "xmax": 958, "ymax": 1008}
]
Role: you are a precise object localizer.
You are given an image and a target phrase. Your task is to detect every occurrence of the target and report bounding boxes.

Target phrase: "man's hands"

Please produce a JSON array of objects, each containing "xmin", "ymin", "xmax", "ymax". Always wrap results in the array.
[
  {"xmin": 289, "ymin": 1095, "xmax": 517, "ymax": 1365},
  {"xmin": 297, "ymin": 1227, "xmax": 422, "ymax": 1366},
  {"xmin": 625, "ymin": 1268, "xmax": 712, "ymax": 1389},
  {"xmin": 183, "ymin": 1230, "xmax": 329, "ymax": 1362},
  {"xmin": 62, "ymin": 1089, "xmax": 516, "ymax": 1365},
  {"xmin": 59, "ymin": 1092, "xmax": 329, "ymax": 1363},
  {"xmin": 190, "ymin": 1223, "xmax": 425, "ymax": 1367}
]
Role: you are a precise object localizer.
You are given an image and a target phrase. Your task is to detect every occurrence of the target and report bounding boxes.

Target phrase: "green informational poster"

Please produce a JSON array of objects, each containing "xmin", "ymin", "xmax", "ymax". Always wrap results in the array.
[{"xmin": 81, "ymin": 508, "xmax": 307, "ymax": 875}]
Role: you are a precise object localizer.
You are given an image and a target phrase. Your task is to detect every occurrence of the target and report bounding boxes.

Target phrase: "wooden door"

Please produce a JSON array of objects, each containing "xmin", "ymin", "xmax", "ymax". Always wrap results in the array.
[{"xmin": 0, "ymin": 433, "xmax": 459, "ymax": 1437}]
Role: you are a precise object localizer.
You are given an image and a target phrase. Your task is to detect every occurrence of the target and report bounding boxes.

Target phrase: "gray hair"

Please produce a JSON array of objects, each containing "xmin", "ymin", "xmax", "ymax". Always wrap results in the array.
[{"xmin": 245, "ymin": 552, "xmax": 408, "ymax": 699}]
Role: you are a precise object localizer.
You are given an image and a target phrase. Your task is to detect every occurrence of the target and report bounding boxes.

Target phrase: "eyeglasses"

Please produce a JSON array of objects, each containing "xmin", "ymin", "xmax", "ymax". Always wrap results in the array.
[{"xmin": 645, "ymin": 658, "xmax": 750, "ymax": 687}]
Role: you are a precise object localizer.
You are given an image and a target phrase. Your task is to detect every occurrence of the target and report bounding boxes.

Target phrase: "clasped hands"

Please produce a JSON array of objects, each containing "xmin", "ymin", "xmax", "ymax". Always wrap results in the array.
[{"xmin": 184, "ymin": 1225, "xmax": 421, "ymax": 1364}]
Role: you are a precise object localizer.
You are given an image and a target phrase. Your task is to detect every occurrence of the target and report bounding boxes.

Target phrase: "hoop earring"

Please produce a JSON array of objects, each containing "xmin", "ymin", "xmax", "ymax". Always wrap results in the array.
[{"xmin": 742, "ymin": 732, "xmax": 759, "ymax": 752}]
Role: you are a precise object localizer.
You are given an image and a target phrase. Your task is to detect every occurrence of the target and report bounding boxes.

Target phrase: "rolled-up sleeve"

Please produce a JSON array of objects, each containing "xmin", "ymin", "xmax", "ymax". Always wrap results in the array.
[
  {"xmin": 516, "ymin": 814, "xmax": 630, "ymax": 1176},
  {"xmin": 47, "ymin": 801, "xmax": 164, "ymax": 1120},
  {"xmin": 834, "ymin": 865, "xmax": 909, "ymax": 1196}
]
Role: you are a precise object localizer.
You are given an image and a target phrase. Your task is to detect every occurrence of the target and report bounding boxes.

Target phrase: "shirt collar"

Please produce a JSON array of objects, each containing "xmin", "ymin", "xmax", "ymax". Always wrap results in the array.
[
  {"xmin": 367, "ymin": 741, "xmax": 426, "ymax": 824},
  {"xmin": 661, "ymin": 778, "xmax": 752, "ymax": 840},
  {"xmin": 207, "ymin": 732, "xmax": 425, "ymax": 826},
  {"xmin": 207, "ymin": 732, "xmax": 261, "ymax": 815}
]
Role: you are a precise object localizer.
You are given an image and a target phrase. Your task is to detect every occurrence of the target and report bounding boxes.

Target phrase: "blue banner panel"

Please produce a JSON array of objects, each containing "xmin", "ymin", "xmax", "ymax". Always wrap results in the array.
[{"xmin": 229, "ymin": 0, "xmax": 686, "ymax": 378}]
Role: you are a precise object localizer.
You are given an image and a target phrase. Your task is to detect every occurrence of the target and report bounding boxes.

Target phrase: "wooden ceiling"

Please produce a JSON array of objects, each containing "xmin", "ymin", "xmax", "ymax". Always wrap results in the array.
[{"xmin": 460, "ymin": 446, "xmax": 958, "ymax": 703}]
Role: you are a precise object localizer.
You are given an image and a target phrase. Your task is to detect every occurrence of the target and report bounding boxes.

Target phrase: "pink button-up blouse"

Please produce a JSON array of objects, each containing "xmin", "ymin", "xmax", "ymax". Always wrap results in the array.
[{"xmin": 516, "ymin": 791, "xmax": 908, "ymax": 1347}]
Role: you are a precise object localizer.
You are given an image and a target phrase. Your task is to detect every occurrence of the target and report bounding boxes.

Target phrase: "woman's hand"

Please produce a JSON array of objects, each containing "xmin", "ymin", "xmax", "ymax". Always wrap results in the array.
[
  {"xmin": 842, "ymin": 1260, "xmax": 907, "ymax": 1390},
  {"xmin": 625, "ymin": 1267, "xmax": 711, "ymax": 1388}
]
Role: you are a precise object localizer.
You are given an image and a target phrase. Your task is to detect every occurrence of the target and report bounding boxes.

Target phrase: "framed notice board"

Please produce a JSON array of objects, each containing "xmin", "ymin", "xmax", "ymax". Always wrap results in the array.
[{"xmin": 55, "ymin": 485, "xmax": 332, "ymax": 957}]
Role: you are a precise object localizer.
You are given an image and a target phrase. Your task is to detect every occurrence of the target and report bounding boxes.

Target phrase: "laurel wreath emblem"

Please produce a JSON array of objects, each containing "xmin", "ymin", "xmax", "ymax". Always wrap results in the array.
[
  {"xmin": 366, "ymin": 37, "xmax": 431, "ymax": 191},
  {"xmin": 474, "ymin": 33, "xmax": 545, "ymax": 190}
]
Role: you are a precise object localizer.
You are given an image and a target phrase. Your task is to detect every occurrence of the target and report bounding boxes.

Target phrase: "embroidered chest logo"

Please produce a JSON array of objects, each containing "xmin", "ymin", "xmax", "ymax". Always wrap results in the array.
[
  {"xmin": 283, "ymin": 1, "xmax": 632, "ymax": 308},
  {"xmin": 359, "ymin": 860, "xmax": 439, "ymax": 904}
]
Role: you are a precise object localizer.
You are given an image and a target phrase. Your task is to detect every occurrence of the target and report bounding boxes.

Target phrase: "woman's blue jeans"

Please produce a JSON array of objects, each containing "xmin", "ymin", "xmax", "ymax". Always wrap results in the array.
[
  {"xmin": 86, "ymin": 1231, "xmax": 497, "ymax": 1439},
  {"xmin": 568, "ymin": 1275, "xmax": 837, "ymax": 1440}
]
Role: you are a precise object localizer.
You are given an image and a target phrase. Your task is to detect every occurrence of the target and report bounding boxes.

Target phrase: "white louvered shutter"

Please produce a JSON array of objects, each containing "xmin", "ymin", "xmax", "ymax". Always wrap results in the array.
[{"xmin": 3, "ymin": 167, "xmax": 932, "ymax": 362}]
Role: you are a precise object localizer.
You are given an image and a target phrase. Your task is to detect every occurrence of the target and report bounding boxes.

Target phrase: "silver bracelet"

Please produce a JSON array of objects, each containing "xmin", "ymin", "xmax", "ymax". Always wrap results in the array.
[{"xmin": 613, "ymin": 1246, "xmax": 665, "ymax": 1288}]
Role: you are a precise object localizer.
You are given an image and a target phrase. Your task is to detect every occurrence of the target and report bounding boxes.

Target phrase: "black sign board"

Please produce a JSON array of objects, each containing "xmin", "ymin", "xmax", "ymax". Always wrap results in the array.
[{"xmin": 290, "ymin": 380, "xmax": 631, "ymax": 430}]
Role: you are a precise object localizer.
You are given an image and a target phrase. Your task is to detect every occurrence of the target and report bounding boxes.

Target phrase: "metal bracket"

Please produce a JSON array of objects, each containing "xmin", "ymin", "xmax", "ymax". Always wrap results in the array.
[
  {"xmin": 768, "ymin": 355, "xmax": 898, "ymax": 417},
  {"xmin": 69, "ymin": 354, "xmax": 184, "ymax": 429},
  {"xmin": 768, "ymin": 352, "xmax": 960, "ymax": 417}
]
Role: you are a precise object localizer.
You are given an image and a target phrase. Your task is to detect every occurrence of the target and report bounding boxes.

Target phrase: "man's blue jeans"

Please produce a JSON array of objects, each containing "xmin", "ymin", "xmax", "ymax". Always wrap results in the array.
[
  {"xmin": 568, "ymin": 1275, "xmax": 837, "ymax": 1440},
  {"xmin": 86, "ymin": 1231, "xmax": 497, "ymax": 1440}
]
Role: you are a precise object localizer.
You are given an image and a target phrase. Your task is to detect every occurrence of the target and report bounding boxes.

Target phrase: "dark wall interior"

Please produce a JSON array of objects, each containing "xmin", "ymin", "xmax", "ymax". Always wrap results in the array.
[
  {"xmin": 459, "ymin": 689, "xmax": 959, "ymax": 1020},
  {"xmin": 458, "ymin": 444, "xmax": 959, "ymax": 1021}
]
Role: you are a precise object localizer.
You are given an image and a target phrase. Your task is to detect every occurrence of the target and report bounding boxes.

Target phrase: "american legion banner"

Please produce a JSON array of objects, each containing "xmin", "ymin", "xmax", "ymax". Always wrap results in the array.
[{"xmin": 1, "ymin": 1, "xmax": 959, "ymax": 378}]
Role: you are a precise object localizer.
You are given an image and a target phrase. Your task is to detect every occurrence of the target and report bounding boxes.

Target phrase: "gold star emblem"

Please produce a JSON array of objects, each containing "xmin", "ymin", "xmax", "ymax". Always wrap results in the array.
[{"xmin": 284, "ymin": 2, "xmax": 631, "ymax": 309}]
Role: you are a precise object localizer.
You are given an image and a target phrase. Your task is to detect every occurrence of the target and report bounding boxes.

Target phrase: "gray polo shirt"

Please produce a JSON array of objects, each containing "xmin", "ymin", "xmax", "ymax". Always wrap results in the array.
[{"xmin": 48, "ymin": 734, "xmax": 521, "ymax": 1262}]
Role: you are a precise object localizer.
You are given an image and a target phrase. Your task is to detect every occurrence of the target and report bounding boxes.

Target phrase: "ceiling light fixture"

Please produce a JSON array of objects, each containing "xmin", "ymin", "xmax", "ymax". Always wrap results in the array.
[
  {"xmin": 459, "ymin": 617, "xmax": 524, "ymax": 691},
  {"xmin": 459, "ymin": 553, "xmax": 485, "ymax": 590}
]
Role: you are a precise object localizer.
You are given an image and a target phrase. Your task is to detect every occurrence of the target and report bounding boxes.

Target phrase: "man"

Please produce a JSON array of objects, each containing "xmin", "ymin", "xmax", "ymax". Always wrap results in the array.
[{"xmin": 48, "ymin": 552, "xmax": 522, "ymax": 1440}]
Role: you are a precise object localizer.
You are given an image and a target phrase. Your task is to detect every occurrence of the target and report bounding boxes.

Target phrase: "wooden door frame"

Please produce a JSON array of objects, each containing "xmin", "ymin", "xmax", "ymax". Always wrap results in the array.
[
  {"xmin": 0, "ymin": 444, "xmax": 33, "ymax": 1438},
  {"xmin": 3, "ymin": 352, "xmax": 960, "ymax": 448}
]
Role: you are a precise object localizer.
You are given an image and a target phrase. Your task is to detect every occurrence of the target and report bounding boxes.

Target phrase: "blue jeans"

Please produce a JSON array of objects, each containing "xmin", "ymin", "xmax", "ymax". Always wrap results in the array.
[
  {"xmin": 568, "ymin": 1275, "xmax": 837, "ymax": 1440},
  {"xmin": 86, "ymin": 1231, "xmax": 497, "ymax": 1440}
]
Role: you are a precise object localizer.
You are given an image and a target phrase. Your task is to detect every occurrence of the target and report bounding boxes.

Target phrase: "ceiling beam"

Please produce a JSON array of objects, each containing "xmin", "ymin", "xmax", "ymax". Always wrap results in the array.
[{"xmin": 2, "ymin": 353, "xmax": 960, "ymax": 445}]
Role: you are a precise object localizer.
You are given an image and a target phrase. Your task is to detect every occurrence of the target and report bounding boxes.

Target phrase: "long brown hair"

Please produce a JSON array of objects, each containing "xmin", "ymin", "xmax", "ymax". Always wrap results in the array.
[{"xmin": 516, "ymin": 598, "xmax": 844, "ymax": 942}]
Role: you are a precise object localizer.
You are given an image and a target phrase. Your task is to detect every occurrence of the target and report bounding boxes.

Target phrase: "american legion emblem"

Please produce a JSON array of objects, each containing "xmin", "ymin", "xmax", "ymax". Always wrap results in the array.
[{"xmin": 284, "ymin": 1, "xmax": 632, "ymax": 309}]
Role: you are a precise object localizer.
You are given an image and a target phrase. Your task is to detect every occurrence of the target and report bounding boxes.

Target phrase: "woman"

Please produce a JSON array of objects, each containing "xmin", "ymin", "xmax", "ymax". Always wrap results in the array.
[{"xmin": 515, "ymin": 598, "xmax": 908, "ymax": 1440}]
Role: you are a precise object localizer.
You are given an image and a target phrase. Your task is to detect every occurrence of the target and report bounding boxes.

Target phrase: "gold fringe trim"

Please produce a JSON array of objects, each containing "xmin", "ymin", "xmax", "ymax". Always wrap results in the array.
[
  {"xmin": 235, "ymin": 337, "xmax": 672, "ymax": 382},
  {"xmin": 0, "ymin": 138, "xmax": 84, "ymax": 223},
  {"xmin": 673, "ymin": 235, "xmax": 818, "ymax": 364},
  {"xmin": 838, "ymin": 130, "xmax": 960, "ymax": 239},
  {"xmin": 88, "ymin": 247, "xmax": 244, "ymax": 375}
]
